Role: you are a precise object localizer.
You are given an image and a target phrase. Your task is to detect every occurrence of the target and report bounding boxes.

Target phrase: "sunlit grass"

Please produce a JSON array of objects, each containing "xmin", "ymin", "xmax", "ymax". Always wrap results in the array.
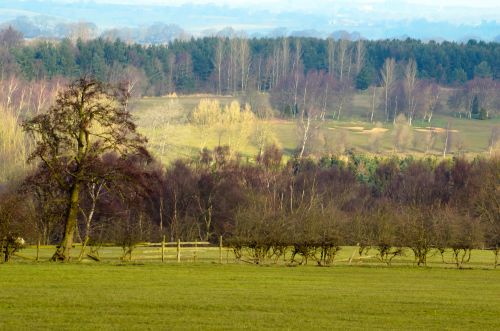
[
  {"xmin": 130, "ymin": 94, "xmax": 499, "ymax": 164},
  {"xmin": 0, "ymin": 261, "xmax": 499, "ymax": 330}
]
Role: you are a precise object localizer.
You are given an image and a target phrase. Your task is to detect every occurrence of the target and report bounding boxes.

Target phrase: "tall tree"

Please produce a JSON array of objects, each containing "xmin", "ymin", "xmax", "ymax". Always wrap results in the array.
[
  {"xmin": 380, "ymin": 58, "xmax": 396, "ymax": 122},
  {"xmin": 327, "ymin": 37, "xmax": 335, "ymax": 77},
  {"xmin": 354, "ymin": 39, "xmax": 365, "ymax": 76},
  {"xmin": 213, "ymin": 37, "xmax": 225, "ymax": 95},
  {"xmin": 23, "ymin": 77, "xmax": 147, "ymax": 261},
  {"xmin": 404, "ymin": 59, "xmax": 417, "ymax": 125},
  {"xmin": 338, "ymin": 38, "xmax": 348, "ymax": 82}
]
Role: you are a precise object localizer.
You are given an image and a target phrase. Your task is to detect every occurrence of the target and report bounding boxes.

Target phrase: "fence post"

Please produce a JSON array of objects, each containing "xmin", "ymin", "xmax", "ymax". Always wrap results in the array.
[
  {"xmin": 161, "ymin": 235, "xmax": 165, "ymax": 262},
  {"xmin": 348, "ymin": 243, "xmax": 359, "ymax": 264},
  {"xmin": 194, "ymin": 239, "xmax": 198, "ymax": 263},
  {"xmin": 177, "ymin": 238, "xmax": 181, "ymax": 263},
  {"xmin": 219, "ymin": 235, "xmax": 223, "ymax": 264},
  {"xmin": 36, "ymin": 238, "xmax": 40, "ymax": 262}
]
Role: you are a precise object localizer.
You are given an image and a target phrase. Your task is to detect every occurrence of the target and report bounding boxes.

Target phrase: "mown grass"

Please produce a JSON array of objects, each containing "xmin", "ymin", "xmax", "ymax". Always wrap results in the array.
[
  {"xmin": 0, "ymin": 262, "xmax": 499, "ymax": 330},
  {"xmin": 130, "ymin": 94, "xmax": 499, "ymax": 164}
]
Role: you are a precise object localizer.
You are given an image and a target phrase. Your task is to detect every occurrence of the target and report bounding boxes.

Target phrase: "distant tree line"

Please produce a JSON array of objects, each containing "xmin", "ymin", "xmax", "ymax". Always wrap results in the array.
[{"xmin": 0, "ymin": 26, "xmax": 498, "ymax": 96}]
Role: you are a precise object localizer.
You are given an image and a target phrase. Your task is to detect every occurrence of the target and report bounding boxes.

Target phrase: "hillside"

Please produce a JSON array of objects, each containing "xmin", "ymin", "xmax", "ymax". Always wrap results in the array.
[{"xmin": 131, "ymin": 92, "xmax": 500, "ymax": 164}]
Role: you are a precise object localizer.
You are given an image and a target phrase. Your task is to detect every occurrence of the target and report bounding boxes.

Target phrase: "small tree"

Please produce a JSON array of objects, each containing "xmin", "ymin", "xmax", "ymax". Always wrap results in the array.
[
  {"xmin": 0, "ymin": 191, "xmax": 31, "ymax": 262},
  {"xmin": 471, "ymin": 95, "xmax": 480, "ymax": 117},
  {"xmin": 393, "ymin": 114, "xmax": 412, "ymax": 152},
  {"xmin": 368, "ymin": 203, "xmax": 404, "ymax": 266}
]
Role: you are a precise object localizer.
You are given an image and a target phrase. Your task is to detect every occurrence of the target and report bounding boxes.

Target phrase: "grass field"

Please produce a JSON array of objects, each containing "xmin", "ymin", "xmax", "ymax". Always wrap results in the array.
[
  {"xmin": 0, "ymin": 262, "xmax": 499, "ymax": 330},
  {"xmin": 130, "ymin": 93, "xmax": 500, "ymax": 164}
]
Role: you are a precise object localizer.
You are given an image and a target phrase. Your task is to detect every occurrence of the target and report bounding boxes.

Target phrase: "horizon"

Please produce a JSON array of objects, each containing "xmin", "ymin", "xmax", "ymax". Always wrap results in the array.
[{"xmin": 0, "ymin": 0, "xmax": 499, "ymax": 41}]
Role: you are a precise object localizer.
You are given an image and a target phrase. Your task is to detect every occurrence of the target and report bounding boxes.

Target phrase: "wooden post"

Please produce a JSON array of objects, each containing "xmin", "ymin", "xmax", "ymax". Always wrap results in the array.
[
  {"xmin": 161, "ymin": 235, "xmax": 165, "ymax": 262},
  {"xmin": 219, "ymin": 235, "xmax": 223, "ymax": 264},
  {"xmin": 177, "ymin": 238, "xmax": 181, "ymax": 263},
  {"xmin": 193, "ymin": 240, "xmax": 198, "ymax": 263},
  {"xmin": 36, "ymin": 238, "xmax": 40, "ymax": 262},
  {"xmin": 348, "ymin": 244, "xmax": 359, "ymax": 264}
]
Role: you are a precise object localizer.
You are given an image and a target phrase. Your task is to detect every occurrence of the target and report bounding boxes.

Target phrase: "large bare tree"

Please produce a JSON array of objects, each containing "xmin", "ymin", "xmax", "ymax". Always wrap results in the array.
[{"xmin": 23, "ymin": 77, "xmax": 147, "ymax": 261}]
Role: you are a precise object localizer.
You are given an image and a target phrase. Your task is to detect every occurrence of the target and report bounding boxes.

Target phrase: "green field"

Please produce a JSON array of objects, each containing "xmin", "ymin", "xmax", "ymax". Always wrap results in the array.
[
  {"xmin": 130, "ymin": 93, "xmax": 500, "ymax": 164},
  {"xmin": 0, "ymin": 261, "xmax": 499, "ymax": 330},
  {"xmin": 2, "ymin": 246, "xmax": 499, "ymax": 329}
]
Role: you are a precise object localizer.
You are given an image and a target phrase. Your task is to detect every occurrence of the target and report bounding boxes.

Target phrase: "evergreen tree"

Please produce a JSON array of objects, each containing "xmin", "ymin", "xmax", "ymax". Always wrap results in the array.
[{"xmin": 355, "ymin": 66, "xmax": 372, "ymax": 90}]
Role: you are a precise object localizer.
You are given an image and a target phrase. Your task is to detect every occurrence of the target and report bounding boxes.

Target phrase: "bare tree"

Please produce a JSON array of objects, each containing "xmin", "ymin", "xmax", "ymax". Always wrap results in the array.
[
  {"xmin": 404, "ymin": 59, "xmax": 417, "ymax": 126},
  {"xmin": 281, "ymin": 37, "xmax": 290, "ymax": 82},
  {"xmin": 354, "ymin": 39, "xmax": 365, "ymax": 76},
  {"xmin": 213, "ymin": 37, "xmax": 225, "ymax": 95},
  {"xmin": 297, "ymin": 71, "xmax": 328, "ymax": 158},
  {"xmin": 393, "ymin": 114, "xmax": 412, "ymax": 152},
  {"xmin": 380, "ymin": 58, "xmax": 396, "ymax": 122},
  {"xmin": 327, "ymin": 37, "xmax": 335, "ymax": 77},
  {"xmin": 442, "ymin": 121, "xmax": 452, "ymax": 158},
  {"xmin": 292, "ymin": 39, "xmax": 303, "ymax": 114},
  {"xmin": 370, "ymin": 85, "xmax": 377, "ymax": 123},
  {"xmin": 239, "ymin": 38, "xmax": 251, "ymax": 91},
  {"xmin": 421, "ymin": 81, "xmax": 440, "ymax": 123},
  {"xmin": 488, "ymin": 126, "xmax": 500, "ymax": 156},
  {"xmin": 23, "ymin": 78, "xmax": 147, "ymax": 261},
  {"xmin": 337, "ymin": 38, "xmax": 348, "ymax": 82}
]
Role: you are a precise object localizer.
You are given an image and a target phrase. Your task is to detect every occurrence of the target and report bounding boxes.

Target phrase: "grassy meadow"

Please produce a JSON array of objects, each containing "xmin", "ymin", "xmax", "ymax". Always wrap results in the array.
[
  {"xmin": 130, "ymin": 92, "xmax": 500, "ymax": 164},
  {"xmin": 2, "ymin": 245, "xmax": 499, "ymax": 330},
  {"xmin": 1, "ymin": 260, "xmax": 499, "ymax": 330}
]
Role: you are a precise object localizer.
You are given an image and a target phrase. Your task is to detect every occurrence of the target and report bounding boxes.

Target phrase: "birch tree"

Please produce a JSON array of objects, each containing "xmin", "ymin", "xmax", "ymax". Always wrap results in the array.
[
  {"xmin": 354, "ymin": 39, "xmax": 365, "ymax": 76},
  {"xmin": 381, "ymin": 58, "xmax": 396, "ymax": 122},
  {"xmin": 213, "ymin": 37, "xmax": 225, "ymax": 95},
  {"xmin": 404, "ymin": 59, "xmax": 417, "ymax": 125}
]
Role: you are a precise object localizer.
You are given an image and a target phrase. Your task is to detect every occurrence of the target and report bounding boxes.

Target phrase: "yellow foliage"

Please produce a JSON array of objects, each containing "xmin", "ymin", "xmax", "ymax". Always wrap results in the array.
[
  {"xmin": 0, "ymin": 106, "xmax": 30, "ymax": 181},
  {"xmin": 190, "ymin": 99, "xmax": 256, "ymax": 150},
  {"xmin": 191, "ymin": 99, "xmax": 221, "ymax": 126}
]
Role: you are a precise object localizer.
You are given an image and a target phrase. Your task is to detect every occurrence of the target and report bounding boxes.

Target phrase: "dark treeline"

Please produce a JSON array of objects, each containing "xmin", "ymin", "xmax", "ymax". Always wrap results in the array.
[
  {"xmin": 1, "ymin": 145, "xmax": 499, "ymax": 267},
  {"xmin": 0, "ymin": 26, "xmax": 499, "ymax": 96}
]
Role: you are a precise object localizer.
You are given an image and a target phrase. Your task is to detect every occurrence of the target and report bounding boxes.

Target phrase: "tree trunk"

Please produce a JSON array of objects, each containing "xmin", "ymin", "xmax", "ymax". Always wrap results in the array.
[
  {"xmin": 52, "ymin": 181, "xmax": 80, "ymax": 261},
  {"xmin": 299, "ymin": 116, "xmax": 311, "ymax": 158},
  {"xmin": 370, "ymin": 86, "xmax": 376, "ymax": 123},
  {"xmin": 78, "ymin": 209, "xmax": 94, "ymax": 261}
]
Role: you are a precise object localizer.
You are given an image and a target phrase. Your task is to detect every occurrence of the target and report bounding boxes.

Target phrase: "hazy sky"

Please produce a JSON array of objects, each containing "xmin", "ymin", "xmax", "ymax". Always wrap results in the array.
[
  {"xmin": 3, "ymin": 0, "xmax": 498, "ymax": 40},
  {"xmin": 54, "ymin": 0, "xmax": 499, "ymax": 23}
]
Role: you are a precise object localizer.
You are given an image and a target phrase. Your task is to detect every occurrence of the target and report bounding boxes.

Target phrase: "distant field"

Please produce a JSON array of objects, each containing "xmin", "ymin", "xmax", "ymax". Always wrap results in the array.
[
  {"xmin": 0, "ymin": 261, "xmax": 499, "ymax": 330},
  {"xmin": 130, "ymin": 93, "xmax": 499, "ymax": 164}
]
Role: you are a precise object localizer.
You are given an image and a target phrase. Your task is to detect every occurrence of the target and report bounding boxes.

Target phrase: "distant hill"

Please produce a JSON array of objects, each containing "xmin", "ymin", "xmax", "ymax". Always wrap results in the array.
[{"xmin": 0, "ymin": 1, "xmax": 498, "ymax": 42}]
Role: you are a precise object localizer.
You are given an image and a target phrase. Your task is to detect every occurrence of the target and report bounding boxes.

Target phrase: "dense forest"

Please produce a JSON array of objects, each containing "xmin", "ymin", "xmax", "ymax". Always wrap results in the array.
[{"xmin": 1, "ymin": 26, "xmax": 499, "ymax": 96}]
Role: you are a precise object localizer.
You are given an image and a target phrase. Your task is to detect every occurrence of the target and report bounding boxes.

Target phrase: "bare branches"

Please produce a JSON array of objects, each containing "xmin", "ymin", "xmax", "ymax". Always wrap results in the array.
[{"xmin": 23, "ymin": 77, "xmax": 148, "ymax": 261}]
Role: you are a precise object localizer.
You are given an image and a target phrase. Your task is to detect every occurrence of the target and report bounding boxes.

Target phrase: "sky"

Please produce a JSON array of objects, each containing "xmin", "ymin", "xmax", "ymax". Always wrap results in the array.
[
  {"xmin": 48, "ymin": 0, "xmax": 500, "ymax": 23},
  {"xmin": 2, "ymin": 0, "xmax": 499, "ymax": 40}
]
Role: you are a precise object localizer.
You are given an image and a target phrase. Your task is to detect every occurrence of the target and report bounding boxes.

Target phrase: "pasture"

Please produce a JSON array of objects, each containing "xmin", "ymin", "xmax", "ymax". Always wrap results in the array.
[
  {"xmin": 0, "ymin": 257, "xmax": 499, "ymax": 330},
  {"xmin": 130, "ymin": 93, "xmax": 500, "ymax": 164}
]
